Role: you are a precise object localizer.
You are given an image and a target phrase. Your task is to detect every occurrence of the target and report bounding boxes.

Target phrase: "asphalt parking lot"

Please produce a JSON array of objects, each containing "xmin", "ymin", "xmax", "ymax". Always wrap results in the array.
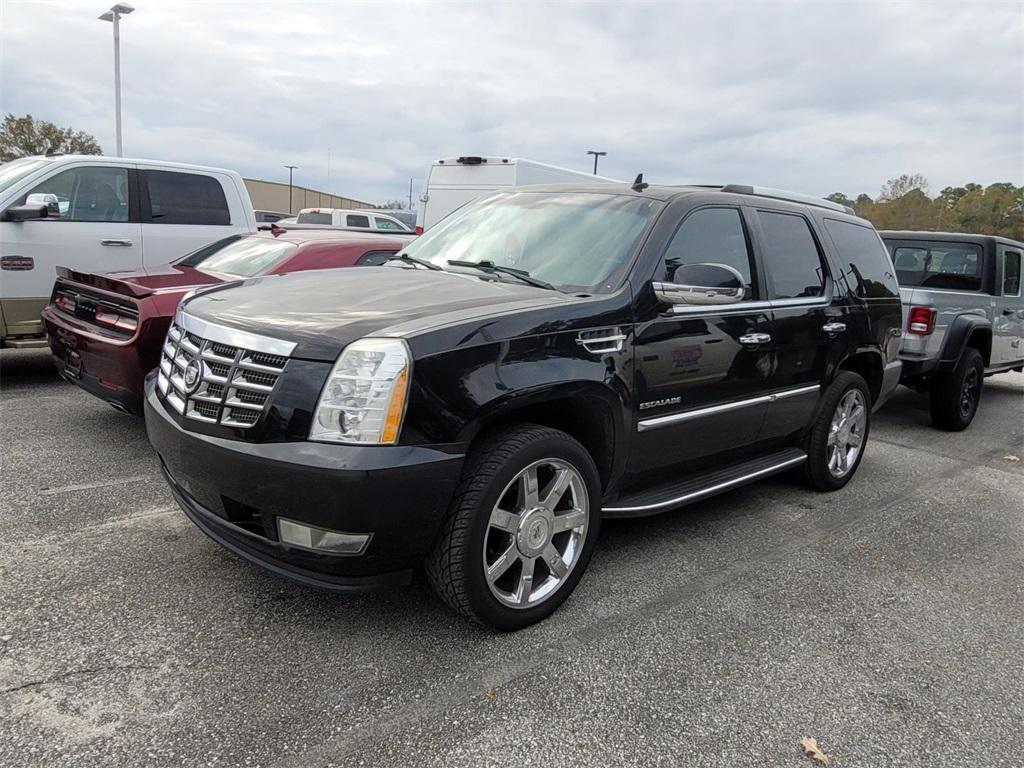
[{"xmin": 1, "ymin": 348, "xmax": 1021, "ymax": 768}]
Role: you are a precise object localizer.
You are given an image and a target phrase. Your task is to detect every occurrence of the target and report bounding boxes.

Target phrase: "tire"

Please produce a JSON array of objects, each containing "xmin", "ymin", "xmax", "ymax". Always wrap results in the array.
[
  {"xmin": 798, "ymin": 371, "xmax": 872, "ymax": 492},
  {"xmin": 928, "ymin": 348, "xmax": 984, "ymax": 431},
  {"xmin": 425, "ymin": 423, "xmax": 601, "ymax": 631}
]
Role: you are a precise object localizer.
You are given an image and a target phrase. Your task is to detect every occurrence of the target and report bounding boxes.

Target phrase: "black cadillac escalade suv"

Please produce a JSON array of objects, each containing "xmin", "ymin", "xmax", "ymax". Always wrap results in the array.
[{"xmin": 146, "ymin": 182, "xmax": 903, "ymax": 630}]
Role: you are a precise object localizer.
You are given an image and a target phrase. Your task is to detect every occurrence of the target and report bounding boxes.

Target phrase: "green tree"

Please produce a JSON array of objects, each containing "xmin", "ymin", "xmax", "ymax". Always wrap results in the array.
[
  {"xmin": 826, "ymin": 192, "xmax": 854, "ymax": 208},
  {"xmin": 0, "ymin": 113, "xmax": 102, "ymax": 161}
]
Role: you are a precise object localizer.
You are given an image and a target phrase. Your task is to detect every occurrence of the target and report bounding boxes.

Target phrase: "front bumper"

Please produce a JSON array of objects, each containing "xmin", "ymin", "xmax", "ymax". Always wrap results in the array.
[{"xmin": 145, "ymin": 376, "xmax": 465, "ymax": 591}]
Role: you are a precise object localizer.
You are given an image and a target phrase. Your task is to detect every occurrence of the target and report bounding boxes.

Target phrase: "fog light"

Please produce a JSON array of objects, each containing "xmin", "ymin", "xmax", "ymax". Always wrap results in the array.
[{"xmin": 277, "ymin": 518, "xmax": 371, "ymax": 555}]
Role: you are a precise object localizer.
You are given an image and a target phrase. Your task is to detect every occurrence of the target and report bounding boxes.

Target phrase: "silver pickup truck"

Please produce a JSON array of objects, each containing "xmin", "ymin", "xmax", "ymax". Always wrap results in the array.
[{"xmin": 881, "ymin": 231, "xmax": 1024, "ymax": 430}]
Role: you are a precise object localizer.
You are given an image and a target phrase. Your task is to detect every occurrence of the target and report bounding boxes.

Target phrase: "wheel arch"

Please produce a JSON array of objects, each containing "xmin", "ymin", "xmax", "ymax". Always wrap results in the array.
[
  {"xmin": 940, "ymin": 315, "xmax": 992, "ymax": 369},
  {"xmin": 836, "ymin": 348, "xmax": 884, "ymax": 405},
  {"xmin": 457, "ymin": 381, "xmax": 627, "ymax": 493}
]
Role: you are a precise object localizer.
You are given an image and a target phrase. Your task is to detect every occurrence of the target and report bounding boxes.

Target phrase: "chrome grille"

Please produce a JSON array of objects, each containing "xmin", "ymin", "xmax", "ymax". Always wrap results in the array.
[{"xmin": 156, "ymin": 320, "xmax": 289, "ymax": 429}]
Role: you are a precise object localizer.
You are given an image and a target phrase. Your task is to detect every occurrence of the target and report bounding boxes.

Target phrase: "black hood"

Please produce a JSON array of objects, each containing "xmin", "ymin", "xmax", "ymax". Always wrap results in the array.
[{"xmin": 179, "ymin": 266, "xmax": 575, "ymax": 361}]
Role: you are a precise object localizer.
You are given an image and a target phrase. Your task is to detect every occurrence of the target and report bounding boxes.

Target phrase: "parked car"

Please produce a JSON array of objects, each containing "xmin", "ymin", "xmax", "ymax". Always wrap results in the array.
[
  {"xmin": 254, "ymin": 209, "xmax": 289, "ymax": 224},
  {"xmin": 0, "ymin": 155, "xmax": 257, "ymax": 347},
  {"xmin": 296, "ymin": 208, "xmax": 411, "ymax": 232},
  {"xmin": 882, "ymin": 231, "xmax": 1024, "ymax": 430},
  {"xmin": 42, "ymin": 229, "xmax": 408, "ymax": 414},
  {"xmin": 415, "ymin": 155, "xmax": 619, "ymax": 233},
  {"xmin": 145, "ymin": 182, "xmax": 902, "ymax": 630}
]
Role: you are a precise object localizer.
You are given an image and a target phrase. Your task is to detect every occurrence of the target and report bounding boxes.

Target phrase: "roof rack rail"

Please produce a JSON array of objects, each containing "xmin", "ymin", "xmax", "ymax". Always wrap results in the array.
[{"xmin": 720, "ymin": 184, "xmax": 855, "ymax": 215}]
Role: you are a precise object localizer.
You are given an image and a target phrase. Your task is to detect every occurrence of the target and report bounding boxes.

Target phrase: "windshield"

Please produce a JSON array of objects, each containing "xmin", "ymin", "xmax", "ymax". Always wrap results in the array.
[
  {"xmin": 402, "ymin": 191, "xmax": 662, "ymax": 293},
  {"xmin": 179, "ymin": 236, "xmax": 298, "ymax": 278},
  {"xmin": 0, "ymin": 158, "xmax": 52, "ymax": 196}
]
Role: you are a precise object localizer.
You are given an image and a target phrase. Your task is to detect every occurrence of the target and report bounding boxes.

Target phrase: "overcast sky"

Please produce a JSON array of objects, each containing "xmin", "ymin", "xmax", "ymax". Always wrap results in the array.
[{"xmin": 1, "ymin": 1, "xmax": 1021, "ymax": 205}]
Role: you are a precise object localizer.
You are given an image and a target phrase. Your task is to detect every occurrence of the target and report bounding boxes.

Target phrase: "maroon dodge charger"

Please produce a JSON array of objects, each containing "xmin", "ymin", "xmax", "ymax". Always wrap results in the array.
[{"xmin": 42, "ymin": 228, "xmax": 411, "ymax": 414}]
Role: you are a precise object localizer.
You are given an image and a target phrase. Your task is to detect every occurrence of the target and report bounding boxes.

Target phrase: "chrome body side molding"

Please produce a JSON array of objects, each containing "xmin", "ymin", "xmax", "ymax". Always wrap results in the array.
[{"xmin": 637, "ymin": 384, "xmax": 820, "ymax": 432}]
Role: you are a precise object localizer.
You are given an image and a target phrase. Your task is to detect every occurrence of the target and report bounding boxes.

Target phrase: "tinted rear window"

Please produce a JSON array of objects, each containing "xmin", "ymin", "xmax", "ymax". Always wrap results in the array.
[
  {"xmin": 145, "ymin": 171, "xmax": 230, "ymax": 225},
  {"xmin": 297, "ymin": 212, "xmax": 333, "ymax": 225},
  {"xmin": 824, "ymin": 219, "xmax": 898, "ymax": 298},
  {"xmin": 757, "ymin": 211, "xmax": 826, "ymax": 299},
  {"xmin": 346, "ymin": 214, "xmax": 371, "ymax": 228},
  {"xmin": 888, "ymin": 241, "xmax": 983, "ymax": 291}
]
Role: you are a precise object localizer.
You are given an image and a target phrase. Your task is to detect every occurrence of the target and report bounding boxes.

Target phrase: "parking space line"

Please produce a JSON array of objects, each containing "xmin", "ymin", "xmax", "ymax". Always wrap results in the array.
[{"xmin": 39, "ymin": 476, "xmax": 151, "ymax": 496}]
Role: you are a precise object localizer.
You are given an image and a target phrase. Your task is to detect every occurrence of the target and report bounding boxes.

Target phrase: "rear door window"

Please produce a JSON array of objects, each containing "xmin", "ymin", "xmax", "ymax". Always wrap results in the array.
[
  {"xmin": 756, "ymin": 211, "xmax": 827, "ymax": 299},
  {"xmin": 346, "ymin": 214, "xmax": 371, "ymax": 228},
  {"xmin": 823, "ymin": 218, "xmax": 898, "ymax": 298},
  {"xmin": 1004, "ymin": 250, "xmax": 1022, "ymax": 297},
  {"xmin": 889, "ymin": 242, "xmax": 983, "ymax": 291},
  {"xmin": 145, "ymin": 171, "xmax": 230, "ymax": 225}
]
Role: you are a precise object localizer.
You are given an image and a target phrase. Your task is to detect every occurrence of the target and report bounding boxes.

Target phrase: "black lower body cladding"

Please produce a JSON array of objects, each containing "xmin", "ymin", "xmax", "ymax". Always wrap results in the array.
[{"xmin": 144, "ymin": 377, "xmax": 466, "ymax": 590}]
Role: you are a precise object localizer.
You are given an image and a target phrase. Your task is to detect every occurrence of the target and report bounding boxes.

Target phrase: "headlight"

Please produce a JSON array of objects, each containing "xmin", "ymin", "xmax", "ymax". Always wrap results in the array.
[{"xmin": 310, "ymin": 338, "xmax": 411, "ymax": 445}]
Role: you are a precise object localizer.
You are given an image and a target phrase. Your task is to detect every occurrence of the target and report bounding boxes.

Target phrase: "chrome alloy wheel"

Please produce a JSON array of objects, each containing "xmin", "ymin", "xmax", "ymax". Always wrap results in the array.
[
  {"xmin": 827, "ymin": 389, "xmax": 867, "ymax": 478},
  {"xmin": 482, "ymin": 458, "xmax": 590, "ymax": 609}
]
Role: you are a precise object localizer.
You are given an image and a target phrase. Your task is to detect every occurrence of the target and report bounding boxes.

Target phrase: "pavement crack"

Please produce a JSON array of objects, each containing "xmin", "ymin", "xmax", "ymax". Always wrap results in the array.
[{"xmin": 0, "ymin": 664, "xmax": 160, "ymax": 696}]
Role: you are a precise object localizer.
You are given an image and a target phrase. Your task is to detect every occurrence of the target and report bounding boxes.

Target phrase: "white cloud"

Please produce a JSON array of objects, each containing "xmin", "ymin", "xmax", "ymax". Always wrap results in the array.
[{"xmin": 1, "ymin": 0, "xmax": 1020, "ymax": 203}]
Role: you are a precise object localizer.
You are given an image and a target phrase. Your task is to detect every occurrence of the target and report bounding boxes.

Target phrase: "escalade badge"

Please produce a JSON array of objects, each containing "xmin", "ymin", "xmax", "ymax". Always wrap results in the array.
[
  {"xmin": 639, "ymin": 397, "xmax": 681, "ymax": 410},
  {"xmin": 183, "ymin": 359, "xmax": 203, "ymax": 393}
]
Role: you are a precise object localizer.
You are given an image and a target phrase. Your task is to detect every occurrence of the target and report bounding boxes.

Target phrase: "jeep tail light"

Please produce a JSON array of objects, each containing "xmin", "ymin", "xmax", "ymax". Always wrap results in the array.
[
  {"xmin": 94, "ymin": 305, "xmax": 139, "ymax": 332},
  {"xmin": 907, "ymin": 306, "xmax": 936, "ymax": 335},
  {"xmin": 55, "ymin": 292, "xmax": 77, "ymax": 314}
]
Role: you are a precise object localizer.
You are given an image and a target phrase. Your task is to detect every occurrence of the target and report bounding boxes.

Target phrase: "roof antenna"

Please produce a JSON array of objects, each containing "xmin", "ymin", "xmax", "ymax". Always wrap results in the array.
[
  {"xmin": 631, "ymin": 173, "xmax": 648, "ymax": 192},
  {"xmin": 270, "ymin": 222, "xmax": 285, "ymax": 237}
]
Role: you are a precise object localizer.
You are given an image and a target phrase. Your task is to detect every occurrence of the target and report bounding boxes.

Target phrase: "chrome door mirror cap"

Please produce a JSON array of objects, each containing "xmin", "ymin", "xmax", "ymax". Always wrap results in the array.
[{"xmin": 653, "ymin": 262, "xmax": 746, "ymax": 306}]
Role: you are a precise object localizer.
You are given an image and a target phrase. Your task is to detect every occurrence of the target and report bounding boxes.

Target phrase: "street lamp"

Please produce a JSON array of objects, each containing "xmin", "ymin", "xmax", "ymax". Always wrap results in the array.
[
  {"xmin": 284, "ymin": 165, "xmax": 298, "ymax": 212},
  {"xmin": 586, "ymin": 150, "xmax": 607, "ymax": 175},
  {"xmin": 98, "ymin": 3, "xmax": 135, "ymax": 157}
]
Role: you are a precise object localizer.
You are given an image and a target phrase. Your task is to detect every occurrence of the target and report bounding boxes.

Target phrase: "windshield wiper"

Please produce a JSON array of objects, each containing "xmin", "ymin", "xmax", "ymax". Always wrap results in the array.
[
  {"xmin": 387, "ymin": 253, "xmax": 443, "ymax": 271},
  {"xmin": 446, "ymin": 260, "xmax": 558, "ymax": 291}
]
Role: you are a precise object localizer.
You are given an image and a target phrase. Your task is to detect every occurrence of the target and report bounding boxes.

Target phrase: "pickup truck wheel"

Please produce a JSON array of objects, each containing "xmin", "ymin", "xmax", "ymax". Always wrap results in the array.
[
  {"xmin": 929, "ymin": 348, "xmax": 983, "ymax": 431},
  {"xmin": 798, "ymin": 371, "xmax": 871, "ymax": 492},
  {"xmin": 425, "ymin": 424, "xmax": 601, "ymax": 631}
]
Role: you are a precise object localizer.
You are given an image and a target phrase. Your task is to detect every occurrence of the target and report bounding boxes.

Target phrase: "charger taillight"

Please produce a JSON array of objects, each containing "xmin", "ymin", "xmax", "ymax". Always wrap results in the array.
[
  {"xmin": 94, "ymin": 305, "xmax": 138, "ymax": 332},
  {"xmin": 907, "ymin": 306, "xmax": 936, "ymax": 335},
  {"xmin": 55, "ymin": 292, "xmax": 77, "ymax": 314}
]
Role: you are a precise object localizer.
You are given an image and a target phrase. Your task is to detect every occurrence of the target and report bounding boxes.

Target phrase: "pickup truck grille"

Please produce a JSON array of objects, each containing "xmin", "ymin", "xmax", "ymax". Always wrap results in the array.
[{"xmin": 156, "ymin": 322, "xmax": 288, "ymax": 428}]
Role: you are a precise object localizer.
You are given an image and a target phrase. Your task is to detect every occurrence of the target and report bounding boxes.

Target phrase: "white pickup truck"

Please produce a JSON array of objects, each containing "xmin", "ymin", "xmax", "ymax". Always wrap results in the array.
[{"xmin": 0, "ymin": 155, "xmax": 257, "ymax": 345}]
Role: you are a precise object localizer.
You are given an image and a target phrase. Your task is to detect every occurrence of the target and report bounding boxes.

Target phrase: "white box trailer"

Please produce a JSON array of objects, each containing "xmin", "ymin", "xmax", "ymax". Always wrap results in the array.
[{"xmin": 415, "ymin": 155, "xmax": 619, "ymax": 233}]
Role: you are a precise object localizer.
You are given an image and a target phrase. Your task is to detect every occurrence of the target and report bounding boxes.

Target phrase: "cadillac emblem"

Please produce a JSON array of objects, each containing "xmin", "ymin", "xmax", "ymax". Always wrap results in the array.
[{"xmin": 183, "ymin": 359, "xmax": 203, "ymax": 393}]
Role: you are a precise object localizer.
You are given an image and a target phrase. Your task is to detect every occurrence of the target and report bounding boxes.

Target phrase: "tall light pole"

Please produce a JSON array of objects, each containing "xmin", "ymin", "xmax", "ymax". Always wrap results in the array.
[
  {"xmin": 586, "ymin": 150, "xmax": 607, "ymax": 175},
  {"xmin": 284, "ymin": 165, "xmax": 298, "ymax": 212},
  {"xmin": 408, "ymin": 177, "xmax": 413, "ymax": 211},
  {"xmin": 99, "ymin": 3, "xmax": 135, "ymax": 157}
]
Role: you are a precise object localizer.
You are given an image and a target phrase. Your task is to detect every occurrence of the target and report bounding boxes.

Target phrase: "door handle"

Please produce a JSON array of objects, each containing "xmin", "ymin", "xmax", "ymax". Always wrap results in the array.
[
  {"xmin": 739, "ymin": 332, "xmax": 771, "ymax": 346},
  {"xmin": 100, "ymin": 239, "xmax": 133, "ymax": 246},
  {"xmin": 822, "ymin": 322, "xmax": 847, "ymax": 335}
]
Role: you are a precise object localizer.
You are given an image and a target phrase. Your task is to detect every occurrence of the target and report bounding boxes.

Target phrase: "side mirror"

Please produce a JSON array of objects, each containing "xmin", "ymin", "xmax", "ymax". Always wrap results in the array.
[
  {"xmin": 4, "ymin": 202, "xmax": 49, "ymax": 222},
  {"xmin": 653, "ymin": 262, "xmax": 746, "ymax": 306}
]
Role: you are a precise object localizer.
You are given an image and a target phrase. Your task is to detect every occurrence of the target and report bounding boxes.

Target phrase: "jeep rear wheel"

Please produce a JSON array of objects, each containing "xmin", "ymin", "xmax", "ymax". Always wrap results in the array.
[
  {"xmin": 929, "ymin": 347, "xmax": 984, "ymax": 431},
  {"xmin": 425, "ymin": 424, "xmax": 601, "ymax": 631}
]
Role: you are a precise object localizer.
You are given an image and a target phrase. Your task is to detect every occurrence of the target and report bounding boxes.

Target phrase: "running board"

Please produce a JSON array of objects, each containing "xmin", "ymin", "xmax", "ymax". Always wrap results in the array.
[{"xmin": 603, "ymin": 448, "xmax": 807, "ymax": 518}]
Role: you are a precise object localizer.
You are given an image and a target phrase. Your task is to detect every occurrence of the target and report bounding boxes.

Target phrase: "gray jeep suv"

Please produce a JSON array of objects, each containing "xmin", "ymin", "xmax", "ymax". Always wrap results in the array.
[{"xmin": 882, "ymin": 231, "xmax": 1024, "ymax": 430}]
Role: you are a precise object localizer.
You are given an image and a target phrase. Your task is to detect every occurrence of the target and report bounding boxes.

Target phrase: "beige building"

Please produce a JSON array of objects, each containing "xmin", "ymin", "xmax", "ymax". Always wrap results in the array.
[{"xmin": 244, "ymin": 178, "xmax": 373, "ymax": 215}]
